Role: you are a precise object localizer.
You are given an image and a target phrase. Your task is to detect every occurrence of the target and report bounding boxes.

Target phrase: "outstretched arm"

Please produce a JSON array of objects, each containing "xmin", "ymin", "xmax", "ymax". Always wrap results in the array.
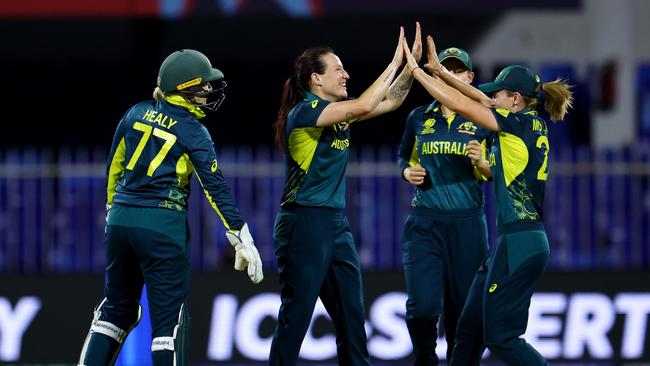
[
  {"xmin": 315, "ymin": 27, "xmax": 405, "ymax": 127},
  {"xmin": 423, "ymin": 36, "xmax": 492, "ymax": 108},
  {"xmin": 404, "ymin": 40, "xmax": 500, "ymax": 132},
  {"xmin": 360, "ymin": 22, "xmax": 423, "ymax": 121}
]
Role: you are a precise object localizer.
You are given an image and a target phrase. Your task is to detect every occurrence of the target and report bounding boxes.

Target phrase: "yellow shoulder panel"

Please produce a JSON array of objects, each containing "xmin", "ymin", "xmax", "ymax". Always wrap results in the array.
[
  {"xmin": 288, "ymin": 127, "xmax": 323, "ymax": 172},
  {"xmin": 499, "ymin": 133, "xmax": 528, "ymax": 186}
]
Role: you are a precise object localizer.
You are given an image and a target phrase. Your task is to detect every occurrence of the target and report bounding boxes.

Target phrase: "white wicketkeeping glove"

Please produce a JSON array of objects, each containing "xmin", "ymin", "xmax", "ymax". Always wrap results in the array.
[{"xmin": 225, "ymin": 223, "xmax": 264, "ymax": 284}]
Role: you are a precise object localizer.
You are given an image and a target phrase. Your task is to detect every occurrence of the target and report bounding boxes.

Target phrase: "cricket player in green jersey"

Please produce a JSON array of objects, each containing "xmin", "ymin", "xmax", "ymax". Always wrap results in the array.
[
  {"xmin": 78, "ymin": 49, "xmax": 263, "ymax": 366},
  {"xmin": 403, "ymin": 35, "xmax": 573, "ymax": 366},
  {"xmin": 269, "ymin": 25, "xmax": 420, "ymax": 366},
  {"xmin": 398, "ymin": 47, "xmax": 490, "ymax": 366}
]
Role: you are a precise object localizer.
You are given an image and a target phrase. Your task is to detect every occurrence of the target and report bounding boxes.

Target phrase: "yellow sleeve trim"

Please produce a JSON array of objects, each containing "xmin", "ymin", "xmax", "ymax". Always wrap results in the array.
[
  {"xmin": 107, "ymin": 137, "xmax": 127, "ymax": 204},
  {"xmin": 194, "ymin": 171, "xmax": 231, "ymax": 230},
  {"xmin": 409, "ymin": 136, "xmax": 420, "ymax": 167}
]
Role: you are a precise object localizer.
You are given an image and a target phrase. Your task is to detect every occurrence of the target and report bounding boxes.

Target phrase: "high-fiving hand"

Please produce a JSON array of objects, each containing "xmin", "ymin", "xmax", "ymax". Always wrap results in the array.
[
  {"xmin": 423, "ymin": 35, "xmax": 444, "ymax": 76},
  {"xmin": 391, "ymin": 26, "xmax": 406, "ymax": 67},
  {"xmin": 402, "ymin": 36, "xmax": 420, "ymax": 74},
  {"xmin": 411, "ymin": 22, "xmax": 423, "ymax": 64}
]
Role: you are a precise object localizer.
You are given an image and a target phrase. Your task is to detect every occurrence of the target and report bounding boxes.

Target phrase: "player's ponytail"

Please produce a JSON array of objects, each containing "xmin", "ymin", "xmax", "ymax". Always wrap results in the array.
[
  {"xmin": 541, "ymin": 79, "xmax": 574, "ymax": 122},
  {"xmin": 152, "ymin": 87, "xmax": 165, "ymax": 101},
  {"xmin": 274, "ymin": 46, "xmax": 333, "ymax": 152}
]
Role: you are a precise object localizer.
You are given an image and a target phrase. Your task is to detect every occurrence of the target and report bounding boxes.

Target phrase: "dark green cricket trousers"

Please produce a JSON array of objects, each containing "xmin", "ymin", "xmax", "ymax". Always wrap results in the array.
[
  {"xmin": 270, "ymin": 205, "xmax": 370, "ymax": 366},
  {"xmin": 402, "ymin": 207, "xmax": 488, "ymax": 365},
  {"xmin": 450, "ymin": 222, "xmax": 549, "ymax": 366},
  {"xmin": 102, "ymin": 204, "xmax": 190, "ymax": 344}
]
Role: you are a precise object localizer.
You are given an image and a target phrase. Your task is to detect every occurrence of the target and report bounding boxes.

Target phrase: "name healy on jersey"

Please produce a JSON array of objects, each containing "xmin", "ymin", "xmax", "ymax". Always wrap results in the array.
[
  {"xmin": 421, "ymin": 141, "xmax": 469, "ymax": 156},
  {"xmin": 142, "ymin": 109, "xmax": 178, "ymax": 129}
]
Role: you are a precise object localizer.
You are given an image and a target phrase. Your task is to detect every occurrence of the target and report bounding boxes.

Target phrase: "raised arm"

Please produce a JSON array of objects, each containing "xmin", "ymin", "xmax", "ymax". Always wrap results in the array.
[
  {"xmin": 404, "ymin": 41, "xmax": 500, "ymax": 132},
  {"xmin": 360, "ymin": 22, "xmax": 423, "ymax": 121},
  {"xmin": 315, "ymin": 27, "xmax": 405, "ymax": 127},
  {"xmin": 423, "ymin": 35, "xmax": 492, "ymax": 108}
]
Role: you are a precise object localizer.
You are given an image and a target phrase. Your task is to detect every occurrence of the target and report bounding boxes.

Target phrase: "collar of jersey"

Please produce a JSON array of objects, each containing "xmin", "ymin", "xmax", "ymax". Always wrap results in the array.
[
  {"xmin": 164, "ymin": 94, "xmax": 206, "ymax": 119},
  {"xmin": 304, "ymin": 91, "xmax": 321, "ymax": 102},
  {"xmin": 521, "ymin": 108, "xmax": 538, "ymax": 116},
  {"xmin": 425, "ymin": 100, "xmax": 440, "ymax": 114}
]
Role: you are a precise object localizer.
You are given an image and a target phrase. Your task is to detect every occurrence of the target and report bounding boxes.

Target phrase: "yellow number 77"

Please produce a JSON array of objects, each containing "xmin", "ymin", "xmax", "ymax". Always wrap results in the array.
[{"xmin": 125, "ymin": 122, "xmax": 177, "ymax": 176}]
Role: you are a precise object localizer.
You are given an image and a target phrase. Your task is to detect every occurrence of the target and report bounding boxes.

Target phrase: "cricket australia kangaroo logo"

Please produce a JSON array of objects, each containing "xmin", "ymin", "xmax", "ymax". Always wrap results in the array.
[{"xmin": 457, "ymin": 121, "xmax": 477, "ymax": 135}]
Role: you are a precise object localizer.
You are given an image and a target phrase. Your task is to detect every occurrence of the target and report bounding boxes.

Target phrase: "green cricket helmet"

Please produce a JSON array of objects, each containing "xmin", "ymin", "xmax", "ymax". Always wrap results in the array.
[{"xmin": 157, "ymin": 49, "xmax": 227, "ymax": 111}]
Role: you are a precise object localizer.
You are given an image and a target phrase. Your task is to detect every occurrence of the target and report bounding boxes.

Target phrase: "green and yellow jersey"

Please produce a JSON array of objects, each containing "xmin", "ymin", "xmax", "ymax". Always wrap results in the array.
[
  {"xmin": 488, "ymin": 108, "xmax": 549, "ymax": 231},
  {"xmin": 398, "ymin": 101, "xmax": 491, "ymax": 211},
  {"xmin": 280, "ymin": 92, "xmax": 350, "ymax": 209},
  {"xmin": 106, "ymin": 95, "xmax": 244, "ymax": 230}
]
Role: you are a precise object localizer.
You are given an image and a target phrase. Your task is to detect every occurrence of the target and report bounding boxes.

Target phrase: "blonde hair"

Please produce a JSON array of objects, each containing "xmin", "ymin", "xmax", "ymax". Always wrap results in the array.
[
  {"xmin": 523, "ymin": 78, "xmax": 574, "ymax": 122},
  {"xmin": 153, "ymin": 87, "xmax": 165, "ymax": 101}
]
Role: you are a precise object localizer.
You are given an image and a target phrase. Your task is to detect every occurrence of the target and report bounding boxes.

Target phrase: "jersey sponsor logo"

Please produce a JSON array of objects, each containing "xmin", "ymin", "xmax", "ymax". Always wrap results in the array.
[
  {"xmin": 489, "ymin": 283, "xmax": 498, "ymax": 293},
  {"xmin": 330, "ymin": 138, "xmax": 349, "ymax": 150},
  {"xmin": 421, "ymin": 141, "xmax": 467, "ymax": 156},
  {"xmin": 142, "ymin": 109, "xmax": 178, "ymax": 129},
  {"xmin": 211, "ymin": 159, "xmax": 218, "ymax": 173},
  {"xmin": 421, "ymin": 118, "xmax": 436, "ymax": 134},
  {"xmin": 311, "ymin": 100, "xmax": 319, "ymax": 109}
]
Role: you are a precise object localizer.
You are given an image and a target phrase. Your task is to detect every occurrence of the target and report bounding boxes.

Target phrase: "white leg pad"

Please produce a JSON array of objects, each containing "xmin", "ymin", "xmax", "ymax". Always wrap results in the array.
[{"xmin": 152, "ymin": 336, "xmax": 175, "ymax": 352}]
